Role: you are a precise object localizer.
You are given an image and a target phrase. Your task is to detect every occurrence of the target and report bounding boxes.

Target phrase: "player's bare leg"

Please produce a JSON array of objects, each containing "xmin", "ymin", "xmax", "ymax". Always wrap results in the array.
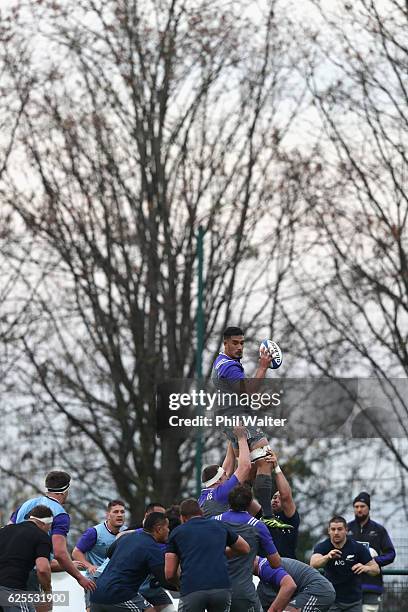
[{"xmin": 231, "ymin": 433, "xmax": 273, "ymax": 516}]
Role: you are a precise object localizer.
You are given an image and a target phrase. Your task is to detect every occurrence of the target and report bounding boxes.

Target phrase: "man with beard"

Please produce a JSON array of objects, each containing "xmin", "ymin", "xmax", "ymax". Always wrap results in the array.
[{"xmin": 347, "ymin": 492, "xmax": 395, "ymax": 612}]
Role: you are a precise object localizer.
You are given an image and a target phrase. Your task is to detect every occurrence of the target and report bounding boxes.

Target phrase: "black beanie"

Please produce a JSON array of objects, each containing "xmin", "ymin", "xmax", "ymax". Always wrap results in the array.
[{"xmin": 353, "ymin": 491, "xmax": 370, "ymax": 508}]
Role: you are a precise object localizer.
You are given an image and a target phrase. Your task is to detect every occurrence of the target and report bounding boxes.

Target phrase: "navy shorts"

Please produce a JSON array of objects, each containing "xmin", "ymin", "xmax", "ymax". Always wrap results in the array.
[
  {"xmin": 90, "ymin": 593, "xmax": 152, "ymax": 611},
  {"xmin": 179, "ymin": 588, "xmax": 231, "ymax": 612}
]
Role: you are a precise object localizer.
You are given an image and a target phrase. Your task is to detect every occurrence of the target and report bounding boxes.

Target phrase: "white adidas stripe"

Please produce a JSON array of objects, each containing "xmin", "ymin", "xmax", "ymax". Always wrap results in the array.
[{"xmin": 303, "ymin": 594, "xmax": 319, "ymax": 611}]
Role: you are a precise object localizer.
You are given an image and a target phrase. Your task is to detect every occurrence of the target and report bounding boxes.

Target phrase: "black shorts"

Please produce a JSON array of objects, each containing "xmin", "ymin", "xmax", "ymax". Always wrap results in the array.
[
  {"xmin": 230, "ymin": 597, "xmax": 261, "ymax": 612},
  {"xmin": 179, "ymin": 589, "xmax": 231, "ymax": 612},
  {"xmin": 139, "ymin": 583, "xmax": 173, "ymax": 606}
]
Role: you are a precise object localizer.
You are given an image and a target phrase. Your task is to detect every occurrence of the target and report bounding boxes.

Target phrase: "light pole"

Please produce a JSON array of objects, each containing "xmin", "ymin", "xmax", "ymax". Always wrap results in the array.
[{"xmin": 195, "ymin": 225, "xmax": 204, "ymax": 497}]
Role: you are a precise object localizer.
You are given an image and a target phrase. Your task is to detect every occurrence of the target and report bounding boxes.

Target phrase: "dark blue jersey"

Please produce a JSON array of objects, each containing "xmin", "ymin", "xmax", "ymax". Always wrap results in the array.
[
  {"xmin": 348, "ymin": 518, "xmax": 395, "ymax": 594},
  {"xmin": 313, "ymin": 536, "xmax": 372, "ymax": 604},
  {"xmin": 166, "ymin": 516, "xmax": 238, "ymax": 596},
  {"xmin": 270, "ymin": 509, "xmax": 300, "ymax": 559},
  {"xmin": 90, "ymin": 531, "xmax": 164, "ymax": 605}
]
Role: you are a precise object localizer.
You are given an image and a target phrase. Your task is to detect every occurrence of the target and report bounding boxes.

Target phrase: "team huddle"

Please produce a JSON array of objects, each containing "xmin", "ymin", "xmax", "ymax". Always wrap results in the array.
[{"xmin": 0, "ymin": 328, "xmax": 396, "ymax": 612}]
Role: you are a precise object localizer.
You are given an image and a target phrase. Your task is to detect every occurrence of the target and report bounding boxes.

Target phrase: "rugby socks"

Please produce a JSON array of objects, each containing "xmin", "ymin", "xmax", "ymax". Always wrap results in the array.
[{"xmin": 253, "ymin": 473, "xmax": 273, "ymax": 518}]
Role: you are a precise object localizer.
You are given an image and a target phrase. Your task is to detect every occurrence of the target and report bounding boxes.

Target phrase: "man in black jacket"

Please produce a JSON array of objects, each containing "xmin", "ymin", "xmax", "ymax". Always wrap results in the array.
[{"xmin": 348, "ymin": 492, "xmax": 396, "ymax": 612}]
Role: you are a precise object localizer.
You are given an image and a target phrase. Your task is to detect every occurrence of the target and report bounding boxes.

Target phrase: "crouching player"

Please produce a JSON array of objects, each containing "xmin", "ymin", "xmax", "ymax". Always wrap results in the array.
[{"xmin": 254, "ymin": 556, "xmax": 336, "ymax": 612}]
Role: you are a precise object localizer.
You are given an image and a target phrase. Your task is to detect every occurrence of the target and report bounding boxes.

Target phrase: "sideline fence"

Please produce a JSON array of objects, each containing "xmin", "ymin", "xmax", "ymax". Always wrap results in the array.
[{"xmin": 381, "ymin": 570, "xmax": 408, "ymax": 610}]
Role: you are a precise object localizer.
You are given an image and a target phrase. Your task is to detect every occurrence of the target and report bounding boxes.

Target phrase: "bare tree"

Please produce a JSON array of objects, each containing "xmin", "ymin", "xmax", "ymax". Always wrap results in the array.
[
  {"xmin": 0, "ymin": 8, "xmax": 34, "ymax": 371},
  {"xmin": 279, "ymin": 0, "xmax": 408, "ymax": 478},
  {"xmin": 0, "ymin": 0, "xmax": 306, "ymax": 520}
]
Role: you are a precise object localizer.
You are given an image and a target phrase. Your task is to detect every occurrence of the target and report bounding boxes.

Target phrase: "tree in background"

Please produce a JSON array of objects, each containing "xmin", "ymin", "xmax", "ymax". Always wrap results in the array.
[
  {"xmin": 0, "ymin": 0, "xmax": 305, "ymax": 521},
  {"xmin": 1, "ymin": 0, "xmax": 406, "ymax": 540},
  {"xmin": 278, "ymin": 0, "xmax": 408, "ymax": 480}
]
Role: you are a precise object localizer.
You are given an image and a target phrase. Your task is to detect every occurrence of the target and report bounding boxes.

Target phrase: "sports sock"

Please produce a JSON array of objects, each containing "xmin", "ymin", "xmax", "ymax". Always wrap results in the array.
[{"xmin": 253, "ymin": 473, "xmax": 273, "ymax": 517}]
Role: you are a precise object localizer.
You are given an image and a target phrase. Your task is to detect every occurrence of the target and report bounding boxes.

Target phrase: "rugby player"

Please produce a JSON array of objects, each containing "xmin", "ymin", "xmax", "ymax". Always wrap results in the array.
[{"xmin": 10, "ymin": 470, "xmax": 95, "ymax": 593}]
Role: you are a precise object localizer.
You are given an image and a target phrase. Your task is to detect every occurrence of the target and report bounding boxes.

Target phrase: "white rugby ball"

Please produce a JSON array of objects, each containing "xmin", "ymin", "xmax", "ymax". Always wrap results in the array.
[{"xmin": 259, "ymin": 339, "xmax": 282, "ymax": 369}]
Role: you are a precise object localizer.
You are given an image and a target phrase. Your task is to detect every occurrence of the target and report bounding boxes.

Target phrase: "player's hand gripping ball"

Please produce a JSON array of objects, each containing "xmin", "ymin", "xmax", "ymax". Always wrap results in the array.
[{"xmin": 259, "ymin": 339, "xmax": 282, "ymax": 369}]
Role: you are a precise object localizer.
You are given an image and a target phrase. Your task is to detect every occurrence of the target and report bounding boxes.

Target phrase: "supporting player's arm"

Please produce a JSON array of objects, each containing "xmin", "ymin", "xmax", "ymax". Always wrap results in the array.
[
  {"xmin": 352, "ymin": 559, "xmax": 380, "ymax": 576},
  {"xmin": 165, "ymin": 552, "xmax": 180, "ymax": 582},
  {"xmin": 234, "ymin": 426, "xmax": 252, "ymax": 482},
  {"xmin": 254, "ymin": 558, "xmax": 296, "ymax": 612},
  {"xmin": 222, "ymin": 442, "xmax": 236, "ymax": 478},
  {"xmin": 267, "ymin": 574, "xmax": 297, "ymax": 612},
  {"xmin": 270, "ymin": 453, "xmax": 296, "ymax": 517},
  {"xmin": 310, "ymin": 549, "xmax": 341, "ymax": 568},
  {"xmin": 151, "ymin": 562, "xmax": 179, "ymax": 590}
]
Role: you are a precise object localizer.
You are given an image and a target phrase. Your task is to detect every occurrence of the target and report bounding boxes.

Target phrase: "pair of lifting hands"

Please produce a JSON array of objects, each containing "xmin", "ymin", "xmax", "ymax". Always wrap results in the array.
[{"xmin": 231, "ymin": 423, "xmax": 274, "ymax": 462}]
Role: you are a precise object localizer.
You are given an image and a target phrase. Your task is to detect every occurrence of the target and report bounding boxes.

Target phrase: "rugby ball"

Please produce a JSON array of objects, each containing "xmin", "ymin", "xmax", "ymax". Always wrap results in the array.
[{"xmin": 259, "ymin": 339, "xmax": 282, "ymax": 369}]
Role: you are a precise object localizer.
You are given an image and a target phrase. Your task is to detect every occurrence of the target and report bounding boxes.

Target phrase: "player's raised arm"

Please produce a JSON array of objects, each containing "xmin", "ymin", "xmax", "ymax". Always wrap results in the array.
[
  {"xmin": 243, "ymin": 350, "xmax": 273, "ymax": 394},
  {"xmin": 234, "ymin": 425, "xmax": 252, "ymax": 482},
  {"xmin": 221, "ymin": 441, "xmax": 236, "ymax": 478},
  {"xmin": 270, "ymin": 453, "xmax": 296, "ymax": 518}
]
